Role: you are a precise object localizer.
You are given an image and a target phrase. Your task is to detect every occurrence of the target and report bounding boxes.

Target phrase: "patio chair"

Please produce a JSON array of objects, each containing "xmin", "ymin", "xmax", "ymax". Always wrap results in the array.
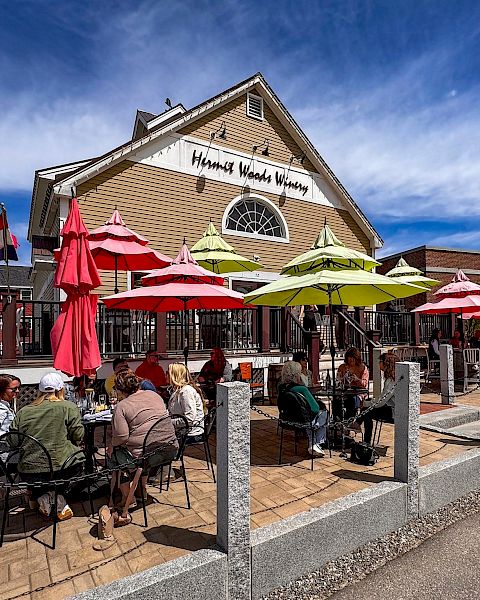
[
  {"xmin": 184, "ymin": 408, "xmax": 217, "ymax": 483},
  {"xmin": 238, "ymin": 362, "xmax": 265, "ymax": 404},
  {"xmin": 463, "ymin": 348, "xmax": 480, "ymax": 392},
  {"xmin": 0, "ymin": 431, "xmax": 86, "ymax": 549}
]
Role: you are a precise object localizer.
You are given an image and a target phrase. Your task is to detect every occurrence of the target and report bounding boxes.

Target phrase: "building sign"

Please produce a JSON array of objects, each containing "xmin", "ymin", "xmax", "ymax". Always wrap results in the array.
[
  {"xmin": 191, "ymin": 149, "xmax": 309, "ymax": 196},
  {"xmin": 132, "ymin": 134, "xmax": 340, "ymax": 208}
]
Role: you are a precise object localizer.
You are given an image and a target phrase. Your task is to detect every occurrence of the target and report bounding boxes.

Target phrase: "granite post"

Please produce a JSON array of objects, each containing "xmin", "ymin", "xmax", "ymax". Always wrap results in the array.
[
  {"xmin": 439, "ymin": 343, "xmax": 454, "ymax": 405},
  {"xmin": 394, "ymin": 361, "xmax": 420, "ymax": 519},
  {"xmin": 216, "ymin": 382, "xmax": 251, "ymax": 600},
  {"xmin": 372, "ymin": 347, "xmax": 383, "ymax": 400}
]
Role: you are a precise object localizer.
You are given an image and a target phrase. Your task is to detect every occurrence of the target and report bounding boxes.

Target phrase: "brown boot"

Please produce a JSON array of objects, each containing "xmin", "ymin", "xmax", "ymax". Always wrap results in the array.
[{"xmin": 93, "ymin": 505, "xmax": 116, "ymax": 551}]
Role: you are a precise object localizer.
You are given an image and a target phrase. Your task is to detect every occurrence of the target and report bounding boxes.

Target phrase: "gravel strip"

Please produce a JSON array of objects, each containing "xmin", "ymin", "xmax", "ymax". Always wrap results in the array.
[{"xmin": 263, "ymin": 489, "xmax": 480, "ymax": 599}]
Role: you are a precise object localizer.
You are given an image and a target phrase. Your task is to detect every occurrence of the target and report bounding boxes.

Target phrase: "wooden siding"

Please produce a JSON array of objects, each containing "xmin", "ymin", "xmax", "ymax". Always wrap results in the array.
[
  {"xmin": 77, "ymin": 160, "xmax": 371, "ymax": 295},
  {"xmin": 179, "ymin": 88, "xmax": 317, "ymax": 173}
]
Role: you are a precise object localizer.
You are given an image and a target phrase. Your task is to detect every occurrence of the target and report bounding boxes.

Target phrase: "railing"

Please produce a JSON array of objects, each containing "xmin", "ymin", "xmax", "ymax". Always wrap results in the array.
[
  {"xmin": 285, "ymin": 309, "xmax": 308, "ymax": 353},
  {"xmin": 341, "ymin": 310, "xmax": 380, "ymax": 370},
  {"xmin": 364, "ymin": 310, "xmax": 414, "ymax": 345},
  {"xmin": 15, "ymin": 300, "xmax": 61, "ymax": 357},
  {"xmin": 269, "ymin": 308, "xmax": 281, "ymax": 349},
  {"xmin": 97, "ymin": 304, "xmax": 157, "ymax": 356},
  {"xmin": 418, "ymin": 314, "xmax": 453, "ymax": 344}
]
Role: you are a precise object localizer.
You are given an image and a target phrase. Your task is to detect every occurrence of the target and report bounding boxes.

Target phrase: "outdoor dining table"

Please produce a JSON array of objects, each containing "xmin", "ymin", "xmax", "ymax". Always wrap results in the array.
[{"xmin": 82, "ymin": 412, "xmax": 112, "ymax": 473}]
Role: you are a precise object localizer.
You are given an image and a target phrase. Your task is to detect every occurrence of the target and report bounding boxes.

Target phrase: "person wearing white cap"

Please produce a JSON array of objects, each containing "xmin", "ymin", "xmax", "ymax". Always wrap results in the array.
[{"xmin": 11, "ymin": 372, "xmax": 85, "ymax": 520}]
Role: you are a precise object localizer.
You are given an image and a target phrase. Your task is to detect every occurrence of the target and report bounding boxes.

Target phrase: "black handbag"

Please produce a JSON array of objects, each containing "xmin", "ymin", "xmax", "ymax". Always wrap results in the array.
[{"xmin": 350, "ymin": 441, "xmax": 379, "ymax": 466}]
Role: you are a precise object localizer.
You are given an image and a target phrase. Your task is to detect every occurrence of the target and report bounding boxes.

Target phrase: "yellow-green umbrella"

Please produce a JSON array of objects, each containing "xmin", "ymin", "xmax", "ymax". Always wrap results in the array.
[
  {"xmin": 385, "ymin": 257, "xmax": 439, "ymax": 288},
  {"xmin": 244, "ymin": 269, "xmax": 427, "ymax": 392},
  {"xmin": 281, "ymin": 224, "xmax": 379, "ymax": 275},
  {"xmin": 190, "ymin": 222, "xmax": 262, "ymax": 274}
]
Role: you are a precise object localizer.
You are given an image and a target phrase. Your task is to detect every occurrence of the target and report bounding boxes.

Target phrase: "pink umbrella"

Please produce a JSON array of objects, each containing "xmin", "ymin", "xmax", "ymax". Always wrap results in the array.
[
  {"xmin": 434, "ymin": 270, "xmax": 480, "ymax": 299},
  {"xmin": 87, "ymin": 209, "xmax": 171, "ymax": 293},
  {"xmin": 412, "ymin": 295, "xmax": 480, "ymax": 314},
  {"xmin": 102, "ymin": 242, "xmax": 250, "ymax": 363},
  {"xmin": 141, "ymin": 242, "xmax": 223, "ymax": 286},
  {"xmin": 51, "ymin": 199, "xmax": 102, "ymax": 377}
]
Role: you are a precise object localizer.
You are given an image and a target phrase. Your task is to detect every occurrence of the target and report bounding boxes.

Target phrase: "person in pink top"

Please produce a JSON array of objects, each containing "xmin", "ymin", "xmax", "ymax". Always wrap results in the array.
[{"xmin": 135, "ymin": 350, "xmax": 167, "ymax": 389}]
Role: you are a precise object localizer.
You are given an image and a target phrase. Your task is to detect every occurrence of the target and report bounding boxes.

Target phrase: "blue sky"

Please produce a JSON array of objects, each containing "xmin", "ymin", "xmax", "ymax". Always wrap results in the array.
[{"xmin": 1, "ymin": 0, "xmax": 480, "ymax": 264}]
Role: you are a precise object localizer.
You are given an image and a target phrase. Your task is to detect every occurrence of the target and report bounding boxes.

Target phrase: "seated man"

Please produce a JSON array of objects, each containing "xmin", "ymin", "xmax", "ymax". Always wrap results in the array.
[
  {"xmin": 135, "ymin": 350, "xmax": 167, "ymax": 390},
  {"xmin": 105, "ymin": 357, "xmax": 129, "ymax": 397}
]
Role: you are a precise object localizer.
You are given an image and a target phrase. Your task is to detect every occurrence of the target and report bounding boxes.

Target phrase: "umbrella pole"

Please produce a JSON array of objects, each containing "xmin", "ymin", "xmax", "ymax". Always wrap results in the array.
[
  {"xmin": 114, "ymin": 255, "xmax": 119, "ymax": 295},
  {"xmin": 328, "ymin": 292, "xmax": 336, "ymax": 397},
  {"xmin": 183, "ymin": 300, "xmax": 189, "ymax": 367}
]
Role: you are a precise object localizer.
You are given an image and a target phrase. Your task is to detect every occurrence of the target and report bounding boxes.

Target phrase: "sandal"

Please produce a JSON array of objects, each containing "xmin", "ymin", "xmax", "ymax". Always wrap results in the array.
[
  {"xmin": 114, "ymin": 513, "xmax": 132, "ymax": 528},
  {"xmin": 93, "ymin": 505, "xmax": 116, "ymax": 551}
]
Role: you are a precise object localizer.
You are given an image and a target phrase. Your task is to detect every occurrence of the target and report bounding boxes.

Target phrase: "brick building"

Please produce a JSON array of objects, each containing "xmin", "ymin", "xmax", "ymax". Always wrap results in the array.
[{"xmin": 377, "ymin": 246, "xmax": 480, "ymax": 311}]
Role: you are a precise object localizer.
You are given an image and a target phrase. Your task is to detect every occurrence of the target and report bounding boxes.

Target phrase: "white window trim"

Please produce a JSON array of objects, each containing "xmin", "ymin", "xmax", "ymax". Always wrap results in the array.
[
  {"xmin": 246, "ymin": 92, "xmax": 264, "ymax": 121},
  {"xmin": 222, "ymin": 193, "xmax": 289, "ymax": 244}
]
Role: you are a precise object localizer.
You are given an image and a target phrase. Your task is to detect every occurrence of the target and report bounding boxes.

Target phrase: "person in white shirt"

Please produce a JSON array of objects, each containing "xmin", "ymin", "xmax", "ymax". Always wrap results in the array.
[{"xmin": 167, "ymin": 363, "xmax": 205, "ymax": 441}]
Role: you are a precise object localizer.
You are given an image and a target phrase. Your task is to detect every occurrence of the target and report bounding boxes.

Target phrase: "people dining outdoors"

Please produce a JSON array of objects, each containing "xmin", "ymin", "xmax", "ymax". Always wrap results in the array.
[
  {"xmin": 135, "ymin": 350, "xmax": 167, "ymax": 389},
  {"xmin": 277, "ymin": 361, "xmax": 327, "ymax": 457},
  {"xmin": 167, "ymin": 363, "xmax": 205, "ymax": 443},
  {"xmin": 197, "ymin": 347, "xmax": 232, "ymax": 402},
  {"xmin": 449, "ymin": 329, "xmax": 465, "ymax": 349},
  {"xmin": 469, "ymin": 329, "xmax": 480, "ymax": 349},
  {"xmin": 109, "ymin": 369, "xmax": 178, "ymax": 526},
  {"xmin": 336, "ymin": 347, "xmax": 369, "ymax": 420},
  {"xmin": 356, "ymin": 352, "xmax": 397, "ymax": 444},
  {"xmin": 292, "ymin": 351, "xmax": 313, "ymax": 387},
  {"xmin": 105, "ymin": 357, "xmax": 129, "ymax": 396},
  {"xmin": 428, "ymin": 328, "xmax": 442, "ymax": 360},
  {"xmin": 10, "ymin": 372, "xmax": 84, "ymax": 520}
]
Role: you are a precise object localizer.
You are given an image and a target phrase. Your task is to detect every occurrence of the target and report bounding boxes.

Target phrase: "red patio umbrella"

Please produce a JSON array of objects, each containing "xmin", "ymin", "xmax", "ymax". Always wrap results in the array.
[
  {"xmin": 51, "ymin": 199, "xmax": 102, "ymax": 377},
  {"xmin": 433, "ymin": 269, "xmax": 480, "ymax": 299},
  {"xmin": 102, "ymin": 242, "xmax": 249, "ymax": 363},
  {"xmin": 412, "ymin": 295, "xmax": 480, "ymax": 314},
  {"xmin": 88, "ymin": 209, "xmax": 171, "ymax": 293}
]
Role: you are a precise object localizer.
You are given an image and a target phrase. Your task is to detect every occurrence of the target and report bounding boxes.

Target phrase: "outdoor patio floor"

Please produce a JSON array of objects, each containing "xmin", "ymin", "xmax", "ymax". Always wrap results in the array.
[{"xmin": 2, "ymin": 388, "xmax": 480, "ymax": 600}]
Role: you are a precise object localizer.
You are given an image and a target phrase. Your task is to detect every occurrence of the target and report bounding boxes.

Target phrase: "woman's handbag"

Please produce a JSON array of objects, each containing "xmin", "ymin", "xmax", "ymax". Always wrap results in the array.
[{"xmin": 350, "ymin": 441, "xmax": 379, "ymax": 466}]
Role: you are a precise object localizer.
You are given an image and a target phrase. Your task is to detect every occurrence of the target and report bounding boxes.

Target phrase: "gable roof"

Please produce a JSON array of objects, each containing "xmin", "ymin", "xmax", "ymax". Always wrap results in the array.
[
  {"xmin": 0, "ymin": 266, "xmax": 32, "ymax": 289},
  {"xmin": 50, "ymin": 73, "xmax": 382, "ymax": 247}
]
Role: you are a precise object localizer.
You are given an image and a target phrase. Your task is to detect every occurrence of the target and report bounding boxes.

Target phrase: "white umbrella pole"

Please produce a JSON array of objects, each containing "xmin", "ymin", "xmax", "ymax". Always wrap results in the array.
[{"xmin": 183, "ymin": 299, "xmax": 189, "ymax": 366}]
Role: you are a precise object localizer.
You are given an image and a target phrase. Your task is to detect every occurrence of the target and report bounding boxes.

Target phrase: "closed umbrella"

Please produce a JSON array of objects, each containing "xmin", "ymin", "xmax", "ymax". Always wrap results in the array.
[
  {"xmin": 51, "ymin": 199, "xmax": 102, "ymax": 377},
  {"xmin": 281, "ymin": 224, "xmax": 380, "ymax": 275},
  {"xmin": 190, "ymin": 222, "xmax": 262, "ymax": 274},
  {"xmin": 103, "ymin": 242, "xmax": 249, "ymax": 364},
  {"xmin": 88, "ymin": 209, "xmax": 171, "ymax": 293}
]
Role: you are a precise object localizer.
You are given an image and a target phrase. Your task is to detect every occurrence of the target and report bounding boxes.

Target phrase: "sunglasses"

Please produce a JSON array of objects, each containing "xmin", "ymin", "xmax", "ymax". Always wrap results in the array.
[{"xmin": 7, "ymin": 387, "xmax": 20, "ymax": 393}]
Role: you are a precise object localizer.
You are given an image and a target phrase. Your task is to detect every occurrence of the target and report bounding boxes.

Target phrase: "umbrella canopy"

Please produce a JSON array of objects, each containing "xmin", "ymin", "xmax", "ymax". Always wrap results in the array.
[
  {"xmin": 88, "ymin": 209, "xmax": 149, "ymax": 245},
  {"xmin": 243, "ymin": 269, "xmax": 426, "ymax": 307},
  {"xmin": 141, "ymin": 242, "xmax": 224, "ymax": 286},
  {"xmin": 281, "ymin": 224, "xmax": 380, "ymax": 275},
  {"xmin": 86, "ymin": 208, "xmax": 171, "ymax": 293},
  {"xmin": 102, "ymin": 283, "xmax": 246, "ymax": 312},
  {"xmin": 190, "ymin": 222, "xmax": 262, "ymax": 273},
  {"xmin": 51, "ymin": 199, "xmax": 102, "ymax": 377},
  {"xmin": 385, "ymin": 257, "xmax": 439, "ymax": 288},
  {"xmin": 433, "ymin": 269, "xmax": 480, "ymax": 299},
  {"xmin": 412, "ymin": 295, "xmax": 480, "ymax": 314}
]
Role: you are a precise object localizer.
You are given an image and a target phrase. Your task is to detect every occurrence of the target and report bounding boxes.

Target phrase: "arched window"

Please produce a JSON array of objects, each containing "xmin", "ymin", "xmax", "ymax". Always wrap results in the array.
[{"xmin": 222, "ymin": 195, "xmax": 288, "ymax": 242}]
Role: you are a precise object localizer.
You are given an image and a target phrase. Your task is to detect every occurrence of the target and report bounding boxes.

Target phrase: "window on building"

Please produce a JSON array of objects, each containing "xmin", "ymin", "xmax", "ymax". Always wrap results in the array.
[
  {"xmin": 20, "ymin": 289, "xmax": 32, "ymax": 301},
  {"xmin": 223, "ymin": 196, "xmax": 288, "ymax": 242}
]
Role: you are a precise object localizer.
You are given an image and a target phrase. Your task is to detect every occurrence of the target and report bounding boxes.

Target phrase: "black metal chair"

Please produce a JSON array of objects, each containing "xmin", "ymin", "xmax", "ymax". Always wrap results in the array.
[
  {"xmin": 278, "ymin": 417, "xmax": 331, "ymax": 471},
  {"xmin": 61, "ymin": 450, "xmax": 94, "ymax": 517},
  {"xmin": 184, "ymin": 408, "xmax": 217, "ymax": 483},
  {"xmin": 164, "ymin": 414, "xmax": 191, "ymax": 509}
]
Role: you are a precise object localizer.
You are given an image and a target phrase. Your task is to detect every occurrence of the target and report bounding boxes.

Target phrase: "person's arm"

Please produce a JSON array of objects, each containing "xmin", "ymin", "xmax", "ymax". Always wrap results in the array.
[
  {"xmin": 177, "ymin": 387, "xmax": 198, "ymax": 428},
  {"xmin": 197, "ymin": 363, "xmax": 208, "ymax": 382},
  {"xmin": 66, "ymin": 404, "xmax": 84, "ymax": 445},
  {"xmin": 158, "ymin": 366, "xmax": 167, "ymax": 387},
  {"xmin": 111, "ymin": 405, "xmax": 130, "ymax": 447},
  {"xmin": 294, "ymin": 385, "xmax": 320, "ymax": 414},
  {"xmin": 376, "ymin": 378, "xmax": 395, "ymax": 408}
]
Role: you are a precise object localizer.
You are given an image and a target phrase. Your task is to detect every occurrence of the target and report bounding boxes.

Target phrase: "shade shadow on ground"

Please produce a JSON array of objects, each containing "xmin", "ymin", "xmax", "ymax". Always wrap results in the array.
[
  {"xmin": 331, "ymin": 468, "xmax": 395, "ymax": 484},
  {"xmin": 143, "ymin": 525, "xmax": 215, "ymax": 551}
]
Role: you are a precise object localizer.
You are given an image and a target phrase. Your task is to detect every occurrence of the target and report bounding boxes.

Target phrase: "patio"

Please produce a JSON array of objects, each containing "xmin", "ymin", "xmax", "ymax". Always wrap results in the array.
[{"xmin": 1, "ymin": 389, "xmax": 479, "ymax": 600}]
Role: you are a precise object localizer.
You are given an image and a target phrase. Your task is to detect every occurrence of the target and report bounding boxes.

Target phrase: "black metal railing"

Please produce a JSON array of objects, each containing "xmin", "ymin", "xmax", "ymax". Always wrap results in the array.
[
  {"xmin": 97, "ymin": 304, "xmax": 157, "ymax": 356},
  {"xmin": 418, "ymin": 314, "xmax": 453, "ymax": 344},
  {"xmin": 285, "ymin": 309, "xmax": 308, "ymax": 353},
  {"xmin": 16, "ymin": 300, "xmax": 61, "ymax": 357},
  {"xmin": 364, "ymin": 310, "xmax": 414, "ymax": 345}
]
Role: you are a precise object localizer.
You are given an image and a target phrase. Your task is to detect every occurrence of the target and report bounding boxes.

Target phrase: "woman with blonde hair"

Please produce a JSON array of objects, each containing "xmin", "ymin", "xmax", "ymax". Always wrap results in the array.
[
  {"xmin": 168, "ymin": 363, "xmax": 205, "ymax": 441},
  {"xmin": 10, "ymin": 372, "xmax": 84, "ymax": 519}
]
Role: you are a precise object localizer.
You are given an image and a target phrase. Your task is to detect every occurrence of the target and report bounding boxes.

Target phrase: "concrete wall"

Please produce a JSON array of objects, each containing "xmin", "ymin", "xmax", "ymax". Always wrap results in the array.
[
  {"xmin": 72, "ymin": 549, "xmax": 227, "ymax": 600},
  {"xmin": 419, "ymin": 448, "xmax": 480, "ymax": 516},
  {"xmin": 250, "ymin": 482, "xmax": 407, "ymax": 599}
]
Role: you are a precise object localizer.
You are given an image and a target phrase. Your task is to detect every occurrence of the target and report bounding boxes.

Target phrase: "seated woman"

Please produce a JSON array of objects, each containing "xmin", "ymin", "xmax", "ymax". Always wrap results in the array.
[
  {"xmin": 292, "ymin": 351, "xmax": 313, "ymax": 387},
  {"xmin": 356, "ymin": 353, "xmax": 397, "ymax": 444},
  {"xmin": 168, "ymin": 363, "xmax": 205, "ymax": 442},
  {"xmin": 336, "ymin": 347, "xmax": 369, "ymax": 420},
  {"xmin": 10, "ymin": 372, "xmax": 84, "ymax": 520},
  {"xmin": 197, "ymin": 347, "xmax": 232, "ymax": 402},
  {"xmin": 428, "ymin": 328, "xmax": 442, "ymax": 360},
  {"xmin": 277, "ymin": 361, "xmax": 328, "ymax": 457},
  {"xmin": 449, "ymin": 329, "xmax": 464, "ymax": 349},
  {"xmin": 0, "ymin": 374, "xmax": 21, "ymax": 463},
  {"xmin": 109, "ymin": 369, "xmax": 178, "ymax": 526}
]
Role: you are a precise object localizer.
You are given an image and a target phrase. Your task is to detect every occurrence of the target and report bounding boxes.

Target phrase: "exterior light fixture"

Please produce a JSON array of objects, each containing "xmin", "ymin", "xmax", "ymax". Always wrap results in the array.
[
  {"xmin": 211, "ymin": 121, "xmax": 227, "ymax": 141},
  {"xmin": 253, "ymin": 139, "xmax": 270, "ymax": 156},
  {"xmin": 290, "ymin": 153, "xmax": 306, "ymax": 165}
]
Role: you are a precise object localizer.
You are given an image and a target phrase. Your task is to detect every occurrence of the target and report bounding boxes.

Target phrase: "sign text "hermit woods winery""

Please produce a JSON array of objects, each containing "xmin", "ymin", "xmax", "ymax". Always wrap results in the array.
[{"xmin": 191, "ymin": 149, "xmax": 309, "ymax": 196}]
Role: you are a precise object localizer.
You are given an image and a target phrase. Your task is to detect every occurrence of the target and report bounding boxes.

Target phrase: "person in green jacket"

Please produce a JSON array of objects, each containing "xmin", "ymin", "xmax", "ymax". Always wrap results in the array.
[
  {"xmin": 11, "ymin": 372, "xmax": 84, "ymax": 480},
  {"xmin": 278, "ymin": 361, "xmax": 328, "ymax": 457}
]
